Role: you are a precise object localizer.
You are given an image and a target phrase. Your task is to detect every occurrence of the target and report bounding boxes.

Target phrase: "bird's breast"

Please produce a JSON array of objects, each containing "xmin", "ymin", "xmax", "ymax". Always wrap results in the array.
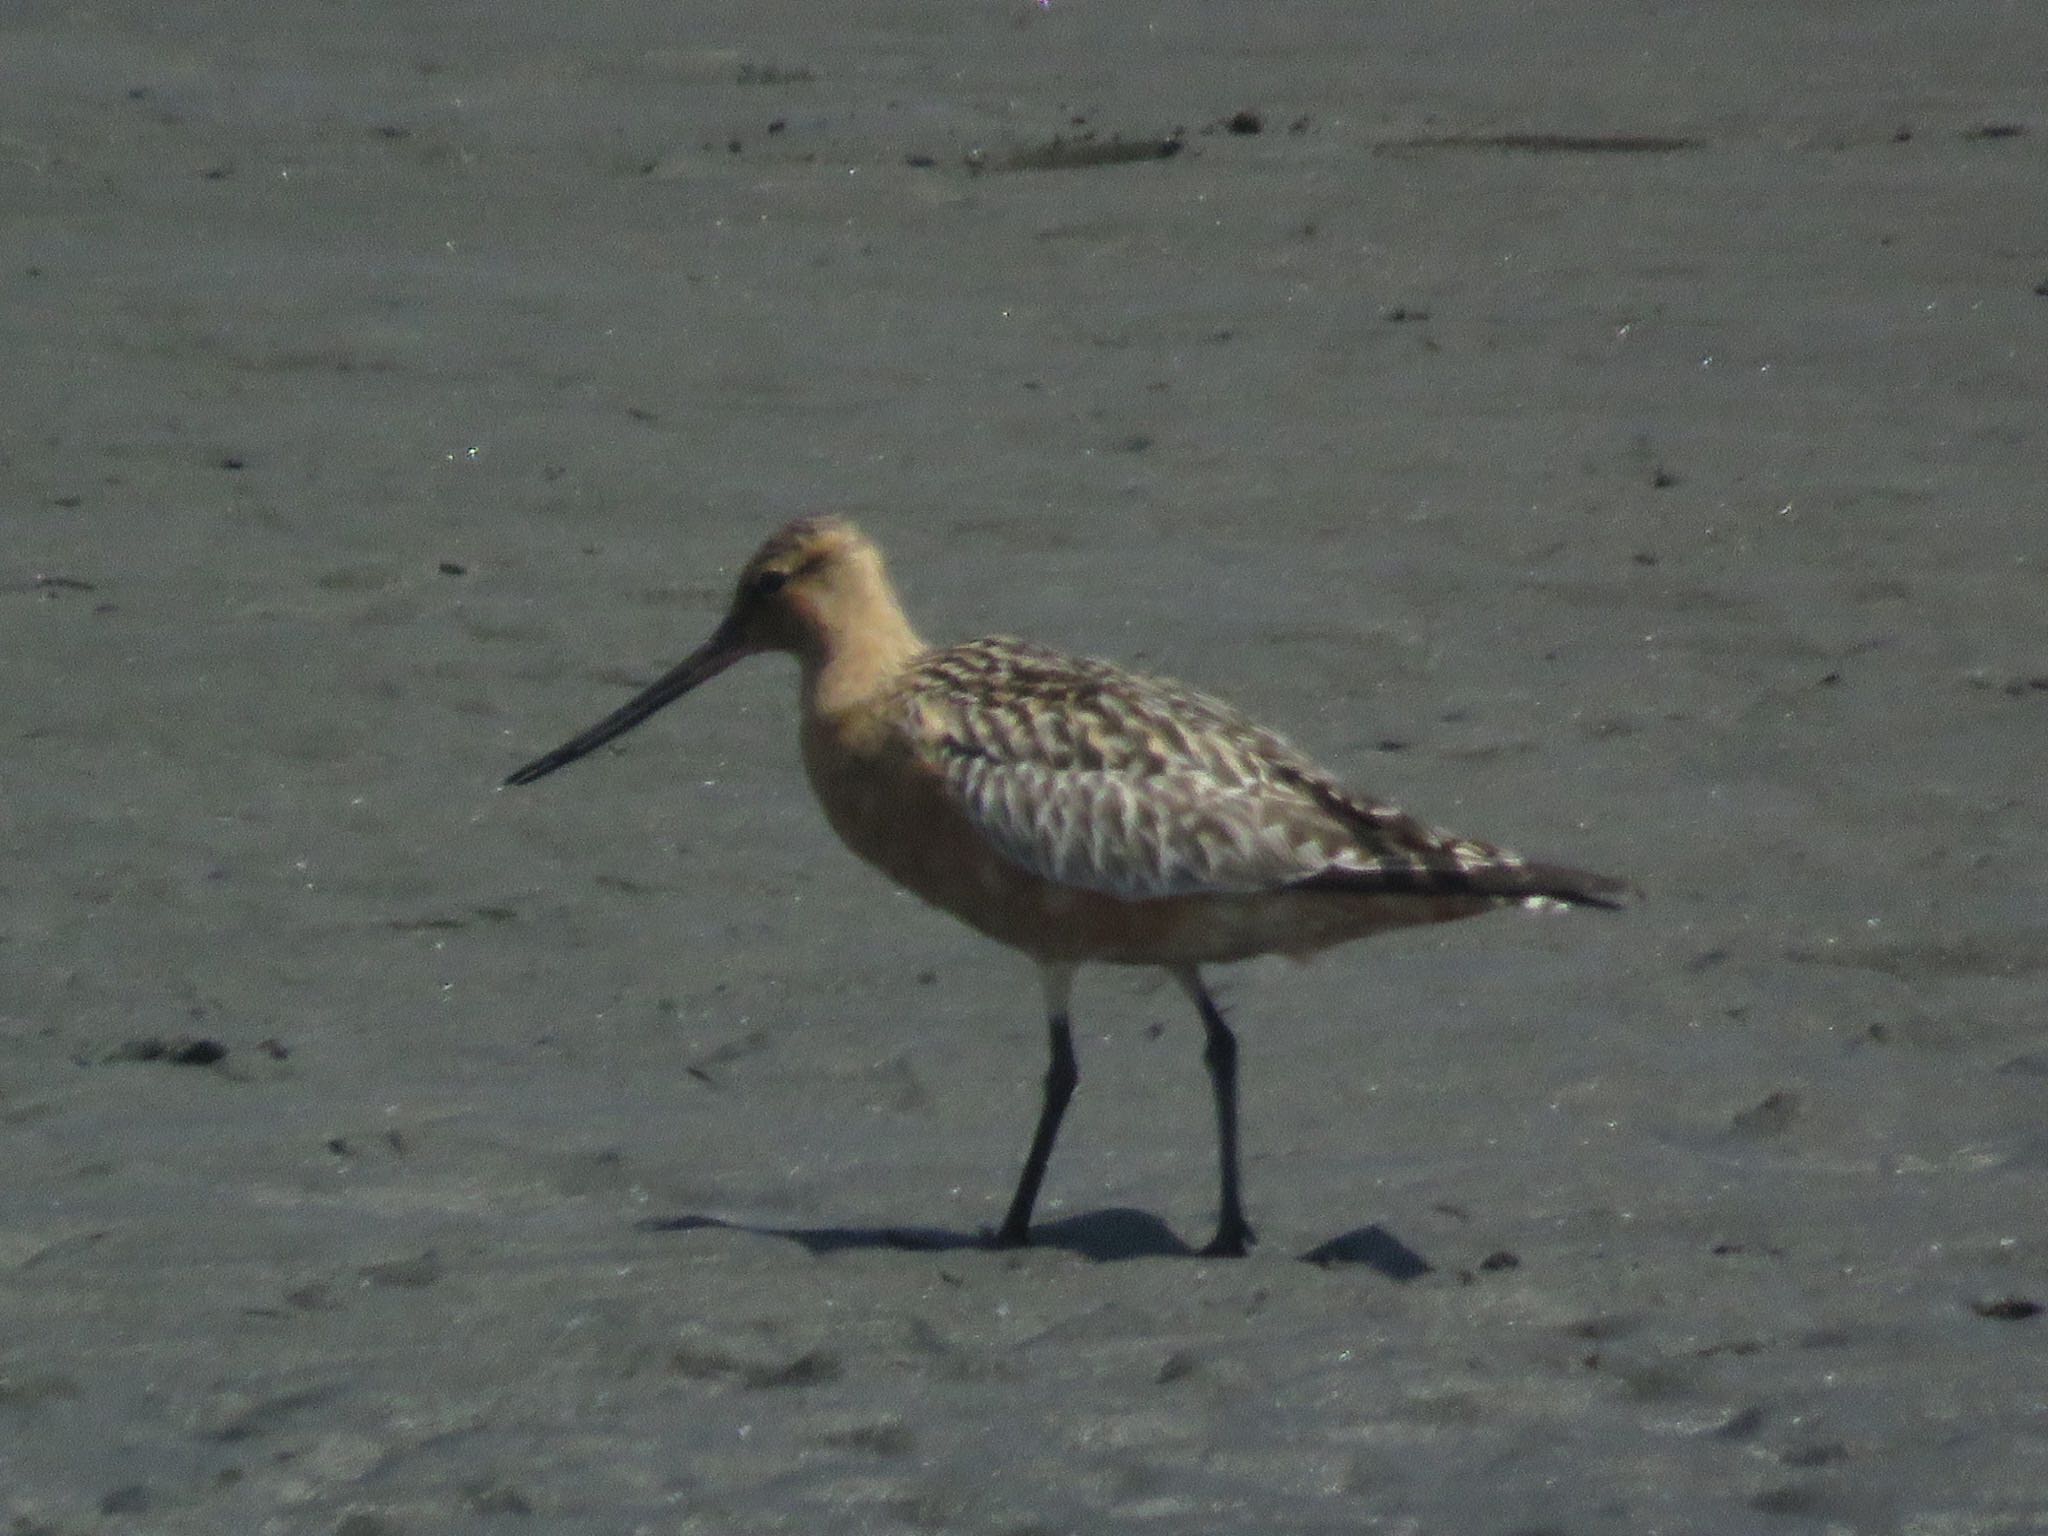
[{"xmin": 799, "ymin": 707, "xmax": 975, "ymax": 892}]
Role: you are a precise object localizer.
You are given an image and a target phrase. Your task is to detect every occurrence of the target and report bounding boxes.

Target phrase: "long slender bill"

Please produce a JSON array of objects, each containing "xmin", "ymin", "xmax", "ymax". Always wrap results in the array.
[{"xmin": 503, "ymin": 617, "xmax": 751, "ymax": 787}]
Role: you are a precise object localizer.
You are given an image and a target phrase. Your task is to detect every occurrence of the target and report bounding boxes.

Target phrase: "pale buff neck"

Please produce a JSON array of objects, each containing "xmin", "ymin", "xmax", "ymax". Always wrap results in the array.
[{"xmin": 797, "ymin": 552, "xmax": 927, "ymax": 718}]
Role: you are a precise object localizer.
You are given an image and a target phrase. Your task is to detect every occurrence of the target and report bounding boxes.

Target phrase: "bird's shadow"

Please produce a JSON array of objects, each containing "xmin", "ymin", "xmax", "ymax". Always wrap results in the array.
[{"xmin": 635, "ymin": 1209, "xmax": 1432, "ymax": 1277}]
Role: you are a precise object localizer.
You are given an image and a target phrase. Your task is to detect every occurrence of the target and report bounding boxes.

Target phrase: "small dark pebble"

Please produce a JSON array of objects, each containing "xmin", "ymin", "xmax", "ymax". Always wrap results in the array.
[
  {"xmin": 981, "ymin": 134, "xmax": 1183, "ymax": 173},
  {"xmin": 2034, "ymin": 278, "xmax": 2048, "ymax": 297},
  {"xmin": 1892, "ymin": 126, "xmax": 1913, "ymax": 142},
  {"xmin": 1567, "ymin": 1315, "xmax": 1637, "ymax": 1342},
  {"xmin": 727, "ymin": 137, "xmax": 743, "ymax": 153},
  {"xmin": 1962, "ymin": 123, "xmax": 2026, "ymax": 141},
  {"xmin": 326, "ymin": 1137, "xmax": 354, "ymax": 1156},
  {"xmin": 1713, "ymin": 1405, "xmax": 1767, "ymax": 1440},
  {"xmin": 374, "ymin": 124, "xmax": 412, "ymax": 140},
  {"xmin": 1376, "ymin": 739, "xmax": 1410, "ymax": 752},
  {"xmin": 1383, "ymin": 305, "xmax": 1430, "ymax": 322},
  {"xmin": 437, "ymin": 560, "xmax": 467, "ymax": 576},
  {"xmin": 1632, "ymin": 550, "xmax": 1660, "ymax": 566},
  {"xmin": 904, "ymin": 153, "xmax": 937, "ymax": 168},
  {"xmin": 1971, "ymin": 1296, "xmax": 2043, "ymax": 1322},
  {"xmin": 100, "ymin": 1486, "xmax": 152, "ymax": 1516},
  {"xmin": 284, "ymin": 1286, "xmax": 339, "ymax": 1327},
  {"xmin": 1730, "ymin": 1089, "xmax": 1800, "ymax": 1137},
  {"xmin": 1157, "ymin": 1350, "xmax": 1198, "ymax": 1384},
  {"xmin": 258, "ymin": 1037, "xmax": 289, "ymax": 1059},
  {"xmin": 1709, "ymin": 1241, "xmax": 1784, "ymax": 1258},
  {"xmin": 1478, "ymin": 1249, "xmax": 1521, "ymax": 1272},
  {"xmin": 1289, "ymin": 115, "xmax": 1311, "ymax": 135},
  {"xmin": 219, "ymin": 456, "xmax": 245, "ymax": 470},
  {"xmin": 1651, "ymin": 466, "xmax": 1679, "ymax": 488},
  {"xmin": 767, "ymin": 118, "xmax": 786, "ymax": 135},
  {"xmin": 1226, "ymin": 110, "xmax": 1263, "ymax": 135},
  {"xmin": 110, "ymin": 1036, "xmax": 227, "ymax": 1066},
  {"xmin": 1818, "ymin": 670, "xmax": 1842, "ymax": 686}
]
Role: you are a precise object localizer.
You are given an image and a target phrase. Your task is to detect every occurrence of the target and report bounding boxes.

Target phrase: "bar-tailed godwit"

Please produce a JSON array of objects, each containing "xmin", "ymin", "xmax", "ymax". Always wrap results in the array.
[{"xmin": 506, "ymin": 517, "xmax": 1629, "ymax": 1256}]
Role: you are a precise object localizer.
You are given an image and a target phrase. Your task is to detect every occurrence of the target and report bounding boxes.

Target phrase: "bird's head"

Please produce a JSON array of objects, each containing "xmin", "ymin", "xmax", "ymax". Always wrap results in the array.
[{"xmin": 502, "ymin": 516, "xmax": 907, "ymax": 786}]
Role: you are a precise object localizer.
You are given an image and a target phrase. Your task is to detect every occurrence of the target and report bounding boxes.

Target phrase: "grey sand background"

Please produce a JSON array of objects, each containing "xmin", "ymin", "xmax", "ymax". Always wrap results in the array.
[{"xmin": 4, "ymin": 1, "xmax": 2047, "ymax": 1531}]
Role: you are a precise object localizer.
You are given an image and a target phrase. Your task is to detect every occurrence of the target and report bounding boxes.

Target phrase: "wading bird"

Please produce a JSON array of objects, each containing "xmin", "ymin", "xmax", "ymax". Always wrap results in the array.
[{"xmin": 505, "ymin": 517, "xmax": 1628, "ymax": 1256}]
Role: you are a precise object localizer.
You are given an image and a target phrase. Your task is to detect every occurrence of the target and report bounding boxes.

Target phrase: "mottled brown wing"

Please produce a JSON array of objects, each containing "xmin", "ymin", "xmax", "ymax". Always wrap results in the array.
[{"xmin": 900, "ymin": 638, "xmax": 1557, "ymax": 903}]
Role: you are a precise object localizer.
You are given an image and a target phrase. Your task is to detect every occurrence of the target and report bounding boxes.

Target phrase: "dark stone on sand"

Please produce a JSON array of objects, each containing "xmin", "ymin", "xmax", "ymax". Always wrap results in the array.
[
  {"xmin": 107, "ymin": 1036, "xmax": 227, "ymax": 1066},
  {"xmin": 1970, "ymin": 1296, "xmax": 2043, "ymax": 1321},
  {"xmin": 1730, "ymin": 1090, "xmax": 1800, "ymax": 1137}
]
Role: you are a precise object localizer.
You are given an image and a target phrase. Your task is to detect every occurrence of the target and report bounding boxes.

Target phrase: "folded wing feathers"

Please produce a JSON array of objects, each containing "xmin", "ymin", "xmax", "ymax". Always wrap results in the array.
[{"xmin": 908, "ymin": 639, "xmax": 1622, "ymax": 907}]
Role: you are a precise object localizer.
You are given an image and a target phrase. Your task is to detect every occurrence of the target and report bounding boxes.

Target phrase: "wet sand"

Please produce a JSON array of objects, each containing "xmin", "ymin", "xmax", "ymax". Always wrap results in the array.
[{"xmin": 5, "ymin": 1, "xmax": 2047, "ymax": 1530}]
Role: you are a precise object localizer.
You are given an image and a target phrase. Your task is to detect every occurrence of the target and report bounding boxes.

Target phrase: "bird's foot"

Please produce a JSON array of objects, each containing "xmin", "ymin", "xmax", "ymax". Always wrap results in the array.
[
  {"xmin": 988, "ymin": 1220, "xmax": 1032, "ymax": 1250},
  {"xmin": 1199, "ymin": 1220, "xmax": 1257, "ymax": 1259}
]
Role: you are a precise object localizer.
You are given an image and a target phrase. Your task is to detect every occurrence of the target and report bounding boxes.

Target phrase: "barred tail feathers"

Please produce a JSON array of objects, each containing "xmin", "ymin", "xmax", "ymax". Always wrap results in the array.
[
  {"xmin": 1291, "ymin": 856, "xmax": 1636, "ymax": 910},
  {"xmin": 1494, "ymin": 860, "xmax": 1637, "ymax": 910}
]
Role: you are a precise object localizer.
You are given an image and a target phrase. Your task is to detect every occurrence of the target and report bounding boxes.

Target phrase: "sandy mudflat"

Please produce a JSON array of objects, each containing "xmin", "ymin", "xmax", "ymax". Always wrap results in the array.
[{"xmin": 5, "ymin": 1, "xmax": 2048, "ymax": 1531}]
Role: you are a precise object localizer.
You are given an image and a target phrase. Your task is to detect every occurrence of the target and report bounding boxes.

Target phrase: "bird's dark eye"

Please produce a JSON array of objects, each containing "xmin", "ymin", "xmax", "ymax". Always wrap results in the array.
[{"xmin": 751, "ymin": 569, "xmax": 788, "ymax": 599}]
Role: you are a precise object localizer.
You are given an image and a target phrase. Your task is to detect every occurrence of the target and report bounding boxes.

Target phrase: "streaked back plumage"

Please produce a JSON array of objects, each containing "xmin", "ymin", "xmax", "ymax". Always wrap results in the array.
[{"xmin": 893, "ymin": 637, "xmax": 1628, "ymax": 911}]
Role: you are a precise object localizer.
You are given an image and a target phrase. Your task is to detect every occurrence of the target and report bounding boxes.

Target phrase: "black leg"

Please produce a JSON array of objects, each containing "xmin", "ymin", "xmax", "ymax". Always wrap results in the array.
[
  {"xmin": 1180, "ymin": 969, "xmax": 1256, "ymax": 1256},
  {"xmin": 994, "ymin": 1009, "xmax": 1077, "ymax": 1247}
]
